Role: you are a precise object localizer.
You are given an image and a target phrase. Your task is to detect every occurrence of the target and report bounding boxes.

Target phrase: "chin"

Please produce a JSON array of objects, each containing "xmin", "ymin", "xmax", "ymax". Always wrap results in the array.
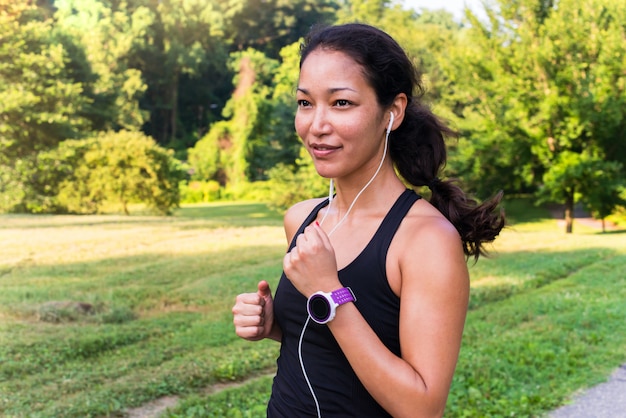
[
  {"xmin": 314, "ymin": 169, "xmax": 337, "ymax": 180},
  {"xmin": 312, "ymin": 164, "xmax": 334, "ymax": 179}
]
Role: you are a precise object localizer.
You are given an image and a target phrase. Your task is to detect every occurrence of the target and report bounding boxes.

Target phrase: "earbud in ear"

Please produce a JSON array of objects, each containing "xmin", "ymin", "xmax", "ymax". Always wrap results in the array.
[{"xmin": 386, "ymin": 111, "xmax": 394, "ymax": 136}]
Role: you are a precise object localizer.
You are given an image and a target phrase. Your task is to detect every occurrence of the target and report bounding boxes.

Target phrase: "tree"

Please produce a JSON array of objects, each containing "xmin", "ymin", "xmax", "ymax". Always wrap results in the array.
[
  {"xmin": 335, "ymin": 0, "xmax": 388, "ymax": 24},
  {"xmin": 126, "ymin": 0, "xmax": 228, "ymax": 151},
  {"xmin": 54, "ymin": 0, "xmax": 150, "ymax": 131},
  {"xmin": 0, "ymin": 0, "xmax": 93, "ymax": 164},
  {"xmin": 222, "ymin": 0, "xmax": 338, "ymax": 59},
  {"xmin": 188, "ymin": 48, "xmax": 279, "ymax": 187},
  {"xmin": 55, "ymin": 131, "xmax": 186, "ymax": 215},
  {"xmin": 580, "ymin": 160, "xmax": 625, "ymax": 233},
  {"xmin": 438, "ymin": 0, "xmax": 626, "ymax": 232}
]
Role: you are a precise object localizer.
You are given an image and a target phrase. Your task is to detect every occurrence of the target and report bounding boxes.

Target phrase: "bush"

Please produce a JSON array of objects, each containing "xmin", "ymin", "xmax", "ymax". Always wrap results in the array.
[
  {"xmin": 3, "ymin": 131, "xmax": 187, "ymax": 215},
  {"xmin": 63, "ymin": 131, "xmax": 187, "ymax": 215},
  {"xmin": 0, "ymin": 164, "xmax": 26, "ymax": 213},
  {"xmin": 180, "ymin": 180, "xmax": 222, "ymax": 203}
]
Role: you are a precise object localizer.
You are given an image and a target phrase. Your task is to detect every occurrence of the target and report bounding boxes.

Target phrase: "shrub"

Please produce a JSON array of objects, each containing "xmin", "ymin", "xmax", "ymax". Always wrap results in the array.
[
  {"xmin": 180, "ymin": 180, "xmax": 221, "ymax": 203},
  {"xmin": 63, "ymin": 131, "xmax": 187, "ymax": 215},
  {"xmin": 6, "ymin": 131, "xmax": 187, "ymax": 215},
  {"xmin": 0, "ymin": 164, "xmax": 26, "ymax": 213}
]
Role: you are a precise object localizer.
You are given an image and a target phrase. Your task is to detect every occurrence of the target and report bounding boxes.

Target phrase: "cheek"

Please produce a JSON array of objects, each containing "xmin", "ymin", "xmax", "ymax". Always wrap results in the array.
[{"xmin": 294, "ymin": 112, "xmax": 307, "ymax": 140}]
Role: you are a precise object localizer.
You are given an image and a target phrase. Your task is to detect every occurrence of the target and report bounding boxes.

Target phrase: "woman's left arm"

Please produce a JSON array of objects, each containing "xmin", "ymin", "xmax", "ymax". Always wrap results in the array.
[{"xmin": 284, "ymin": 219, "xmax": 469, "ymax": 418}]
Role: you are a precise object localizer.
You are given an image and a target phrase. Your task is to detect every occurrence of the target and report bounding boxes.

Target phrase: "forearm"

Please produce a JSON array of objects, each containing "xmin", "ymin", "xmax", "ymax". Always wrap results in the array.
[{"xmin": 328, "ymin": 303, "xmax": 448, "ymax": 418}]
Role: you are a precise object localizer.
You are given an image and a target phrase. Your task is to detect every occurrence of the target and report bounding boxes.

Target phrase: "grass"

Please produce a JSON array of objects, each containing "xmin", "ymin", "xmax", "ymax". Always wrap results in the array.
[{"xmin": 0, "ymin": 198, "xmax": 624, "ymax": 417}]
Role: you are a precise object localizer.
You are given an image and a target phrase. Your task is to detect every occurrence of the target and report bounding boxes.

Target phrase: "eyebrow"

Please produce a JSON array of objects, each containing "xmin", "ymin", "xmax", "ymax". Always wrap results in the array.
[{"xmin": 297, "ymin": 87, "xmax": 357, "ymax": 95}]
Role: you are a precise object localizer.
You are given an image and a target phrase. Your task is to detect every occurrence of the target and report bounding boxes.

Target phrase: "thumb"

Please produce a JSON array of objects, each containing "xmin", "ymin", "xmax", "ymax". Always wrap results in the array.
[{"xmin": 257, "ymin": 280, "xmax": 272, "ymax": 299}]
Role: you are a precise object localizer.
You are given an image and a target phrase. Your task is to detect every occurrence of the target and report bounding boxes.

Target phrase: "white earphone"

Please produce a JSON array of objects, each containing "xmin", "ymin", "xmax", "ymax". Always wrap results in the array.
[
  {"xmin": 303, "ymin": 109, "xmax": 396, "ymax": 418},
  {"xmin": 386, "ymin": 111, "xmax": 394, "ymax": 136}
]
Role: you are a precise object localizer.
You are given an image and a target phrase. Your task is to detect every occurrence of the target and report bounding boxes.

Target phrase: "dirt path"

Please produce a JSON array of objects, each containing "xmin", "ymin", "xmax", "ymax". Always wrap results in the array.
[
  {"xmin": 554, "ymin": 216, "xmax": 620, "ymax": 232},
  {"xmin": 548, "ymin": 204, "xmax": 621, "ymax": 232},
  {"xmin": 127, "ymin": 396, "xmax": 179, "ymax": 418},
  {"xmin": 125, "ymin": 372, "xmax": 275, "ymax": 418}
]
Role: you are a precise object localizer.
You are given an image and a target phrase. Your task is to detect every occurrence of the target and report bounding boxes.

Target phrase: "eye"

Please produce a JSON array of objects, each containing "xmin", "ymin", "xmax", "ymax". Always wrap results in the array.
[
  {"xmin": 335, "ymin": 99, "xmax": 351, "ymax": 107},
  {"xmin": 297, "ymin": 99, "xmax": 311, "ymax": 108}
]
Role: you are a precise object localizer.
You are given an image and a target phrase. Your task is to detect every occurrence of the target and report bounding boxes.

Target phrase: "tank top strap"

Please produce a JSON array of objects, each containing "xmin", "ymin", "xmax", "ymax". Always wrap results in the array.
[
  {"xmin": 368, "ymin": 189, "xmax": 421, "ymax": 258},
  {"xmin": 287, "ymin": 198, "xmax": 330, "ymax": 251}
]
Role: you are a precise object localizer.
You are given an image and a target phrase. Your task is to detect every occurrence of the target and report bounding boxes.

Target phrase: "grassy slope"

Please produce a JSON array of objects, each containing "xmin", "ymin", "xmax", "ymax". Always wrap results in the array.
[
  {"xmin": 0, "ymin": 204, "xmax": 285, "ymax": 417},
  {"xmin": 0, "ymin": 199, "xmax": 624, "ymax": 417}
]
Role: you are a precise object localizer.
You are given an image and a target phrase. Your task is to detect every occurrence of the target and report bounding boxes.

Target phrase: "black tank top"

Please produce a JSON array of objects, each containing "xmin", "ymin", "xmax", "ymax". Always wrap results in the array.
[{"xmin": 268, "ymin": 189, "xmax": 421, "ymax": 417}]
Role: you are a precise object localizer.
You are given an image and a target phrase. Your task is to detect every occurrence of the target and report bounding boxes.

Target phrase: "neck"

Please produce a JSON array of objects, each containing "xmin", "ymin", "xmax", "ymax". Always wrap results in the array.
[{"xmin": 321, "ymin": 165, "xmax": 404, "ymax": 236}]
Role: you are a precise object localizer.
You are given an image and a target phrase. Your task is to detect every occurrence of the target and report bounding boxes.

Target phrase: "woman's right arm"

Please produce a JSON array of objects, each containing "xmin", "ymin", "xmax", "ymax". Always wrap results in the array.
[{"xmin": 232, "ymin": 198, "xmax": 322, "ymax": 342}]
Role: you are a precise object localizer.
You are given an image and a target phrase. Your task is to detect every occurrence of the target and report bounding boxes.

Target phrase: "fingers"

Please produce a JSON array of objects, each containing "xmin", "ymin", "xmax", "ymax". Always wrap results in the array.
[
  {"xmin": 232, "ymin": 292, "xmax": 265, "ymax": 316},
  {"xmin": 311, "ymin": 221, "xmax": 332, "ymax": 247},
  {"xmin": 286, "ymin": 222, "xmax": 333, "ymax": 267},
  {"xmin": 293, "ymin": 224, "xmax": 324, "ymax": 255},
  {"xmin": 232, "ymin": 292, "xmax": 266, "ymax": 339}
]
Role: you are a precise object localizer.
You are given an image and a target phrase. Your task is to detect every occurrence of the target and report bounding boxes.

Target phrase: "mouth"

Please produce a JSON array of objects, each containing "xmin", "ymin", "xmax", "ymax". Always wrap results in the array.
[
  {"xmin": 310, "ymin": 143, "xmax": 341, "ymax": 158},
  {"xmin": 311, "ymin": 143, "xmax": 341, "ymax": 151}
]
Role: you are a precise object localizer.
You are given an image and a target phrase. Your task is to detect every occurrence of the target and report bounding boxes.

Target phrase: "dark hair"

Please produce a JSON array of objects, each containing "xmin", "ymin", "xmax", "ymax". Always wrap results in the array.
[{"xmin": 300, "ymin": 23, "xmax": 504, "ymax": 259}]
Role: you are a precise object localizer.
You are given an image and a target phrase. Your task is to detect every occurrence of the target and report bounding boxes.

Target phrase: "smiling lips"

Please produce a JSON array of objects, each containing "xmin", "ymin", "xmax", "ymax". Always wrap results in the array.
[{"xmin": 311, "ymin": 143, "xmax": 341, "ymax": 158}]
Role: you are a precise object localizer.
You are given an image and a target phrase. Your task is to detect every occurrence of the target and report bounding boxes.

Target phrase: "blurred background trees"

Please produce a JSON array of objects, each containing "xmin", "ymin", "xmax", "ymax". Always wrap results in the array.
[{"xmin": 0, "ymin": 0, "xmax": 624, "ymax": 229}]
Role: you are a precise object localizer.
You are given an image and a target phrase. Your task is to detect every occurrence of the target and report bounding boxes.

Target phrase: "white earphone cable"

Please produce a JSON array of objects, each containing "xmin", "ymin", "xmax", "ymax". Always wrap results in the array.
[
  {"xmin": 319, "ymin": 112, "xmax": 393, "ymax": 237},
  {"xmin": 299, "ymin": 316, "xmax": 322, "ymax": 418},
  {"xmin": 299, "ymin": 113, "xmax": 394, "ymax": 418}
]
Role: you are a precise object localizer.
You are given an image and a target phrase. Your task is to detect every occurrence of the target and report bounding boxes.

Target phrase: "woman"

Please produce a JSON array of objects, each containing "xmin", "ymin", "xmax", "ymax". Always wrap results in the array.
[{"xmin": 232, "ymin": 23, "xmax": 504, "ymax": 417}]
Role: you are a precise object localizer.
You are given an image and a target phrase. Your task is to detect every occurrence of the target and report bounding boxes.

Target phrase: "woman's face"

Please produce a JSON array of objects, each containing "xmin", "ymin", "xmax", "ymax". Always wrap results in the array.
[{"xmin": 295, "ymin": 48, "xmax": 388, "ymax": 181}]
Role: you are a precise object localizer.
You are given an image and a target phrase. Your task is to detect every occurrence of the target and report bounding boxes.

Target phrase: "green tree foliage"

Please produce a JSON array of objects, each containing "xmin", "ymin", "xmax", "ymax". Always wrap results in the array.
[
  {"xmin": 578, "ymin": 159, "xmax": 625, "ymax": 232},
  {"xmin": 439, "ymin": 0, "xmax": 626, "ymax": 231},
  {"xmin": 222, "ymin": 0, "xmax": 338, "ymax": 59},
  {"xmin": 0, "ymin": 0, "xmax": 93, "ymax": 164},
  {"xmin": 336, "ymin": 0, "xmax": 387, "ymax": 24},
  {"xmin": 56, "ymin": 131, "xmax": 186, "ymax": 215},
  {"xmin": 123, "ymin": 0, "xmax": 228, "ymax": 152},
  {"xmin": 54, "ymin": 0, "xmax": 149, "ymax": 131},
  {"xmin": 4, "ymin": 0, "xmax": 624, "ymax": 220},
  {"xmin": 121, "ymin": 0, "xmax": 336, "ymax": 152},
  {"xmin": 3, "ymin": 132, "xmax": 185, "ymax": 214},
  {"xmin": 265, "ymin": 42, "xmax": 306, "ymax": 171},
  {"xmin": 187, "ymin": 120, "xmax": 230, "ymax": 184},
  {"xmin": 267, "ymin": 148, "xmax": 329, "ymax": 212},
  {"xmin": 187, "ymin": 40, "xmax": 306, "ymax": 196},
  {"xmin": 227, "ymin": 49, "xmax": 280, "ymax": 183},
  {"xmin": 539, "ymin": 153, "xmax": 625, "ymax": 233}
]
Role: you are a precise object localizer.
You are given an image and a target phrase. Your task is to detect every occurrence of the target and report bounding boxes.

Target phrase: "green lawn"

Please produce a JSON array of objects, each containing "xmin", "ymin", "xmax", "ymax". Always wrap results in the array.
[{"xmin": 0, "ymin": 199, "xmax": 624, "ymax": 417}]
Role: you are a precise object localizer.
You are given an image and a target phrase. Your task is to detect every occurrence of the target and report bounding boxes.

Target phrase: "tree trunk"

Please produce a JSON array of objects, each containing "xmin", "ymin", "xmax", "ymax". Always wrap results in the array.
[
  {"xmin": 564, "ymin": 190, "xmax": 574, "ymax": 234},
  {"xmin": 171, "ymin": 72, "xmax": 179, "ymax": 143},
  {"xmin": 602, "ymin": 218, "xmax": 606, "ymax": 233},
  {"xmin": 121, "ymin": 198, "xmax": 129, "ymax": 215}
]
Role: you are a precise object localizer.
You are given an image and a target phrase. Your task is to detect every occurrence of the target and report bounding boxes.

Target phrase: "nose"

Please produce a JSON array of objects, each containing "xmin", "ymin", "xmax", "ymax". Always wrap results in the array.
[{"xmin": 309, "ymin": 106, "xmax": 331, "ymax": 137}]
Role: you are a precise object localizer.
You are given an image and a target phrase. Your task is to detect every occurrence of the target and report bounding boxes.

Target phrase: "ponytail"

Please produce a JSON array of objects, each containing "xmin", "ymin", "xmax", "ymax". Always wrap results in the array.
[
  {"xmin": 390, "ymin": 102, "xmax": 505, "ymax": 260},
  {"xmin": 429, "ymin": 180, "xmax": 504, "ymax": 260}
]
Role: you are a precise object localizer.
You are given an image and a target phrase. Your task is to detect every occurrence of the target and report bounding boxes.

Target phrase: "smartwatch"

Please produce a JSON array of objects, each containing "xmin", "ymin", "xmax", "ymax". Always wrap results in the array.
[{"xmin": 307, "ymin": 287, "xmax": 356, "ymax": 324}]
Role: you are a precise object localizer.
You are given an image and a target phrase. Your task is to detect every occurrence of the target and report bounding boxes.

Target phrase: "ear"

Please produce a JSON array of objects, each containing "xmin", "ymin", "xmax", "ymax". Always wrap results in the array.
[{"xmin": 388, "ymin": 93, "xmax": 408, "ymax": 132}]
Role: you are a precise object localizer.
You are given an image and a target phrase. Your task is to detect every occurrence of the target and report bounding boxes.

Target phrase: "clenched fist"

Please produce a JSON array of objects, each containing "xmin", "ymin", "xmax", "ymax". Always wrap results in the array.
[{"xmin": 232, "ymin": 280, "xmax": 277, "ymax": 341}]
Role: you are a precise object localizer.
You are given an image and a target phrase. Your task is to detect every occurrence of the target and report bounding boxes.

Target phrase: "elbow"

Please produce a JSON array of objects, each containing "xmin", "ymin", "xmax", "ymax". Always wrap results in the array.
[{"xmin": 393, "ymin": 388, "xmax": 448, "ymax": 418}]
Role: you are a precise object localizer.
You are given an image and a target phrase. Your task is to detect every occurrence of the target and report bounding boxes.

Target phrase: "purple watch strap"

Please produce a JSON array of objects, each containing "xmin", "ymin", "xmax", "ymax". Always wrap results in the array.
[{"xmin": 331, "ymin": 287, "xmax": 356, "ymax": 305}]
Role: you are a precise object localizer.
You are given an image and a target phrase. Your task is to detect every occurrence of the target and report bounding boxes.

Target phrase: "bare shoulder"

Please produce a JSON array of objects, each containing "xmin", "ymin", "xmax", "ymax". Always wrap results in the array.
[
  {"xmin": 402, "ymin": 198, "xmax": 463, "ymax": 251},
  {"xmin": 390, "ymin": 198, "xmax": 468, "ymax": 292},
  {"xmin": 283, "ymin": 197, "xmax": 326, "ymax": 244}
]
